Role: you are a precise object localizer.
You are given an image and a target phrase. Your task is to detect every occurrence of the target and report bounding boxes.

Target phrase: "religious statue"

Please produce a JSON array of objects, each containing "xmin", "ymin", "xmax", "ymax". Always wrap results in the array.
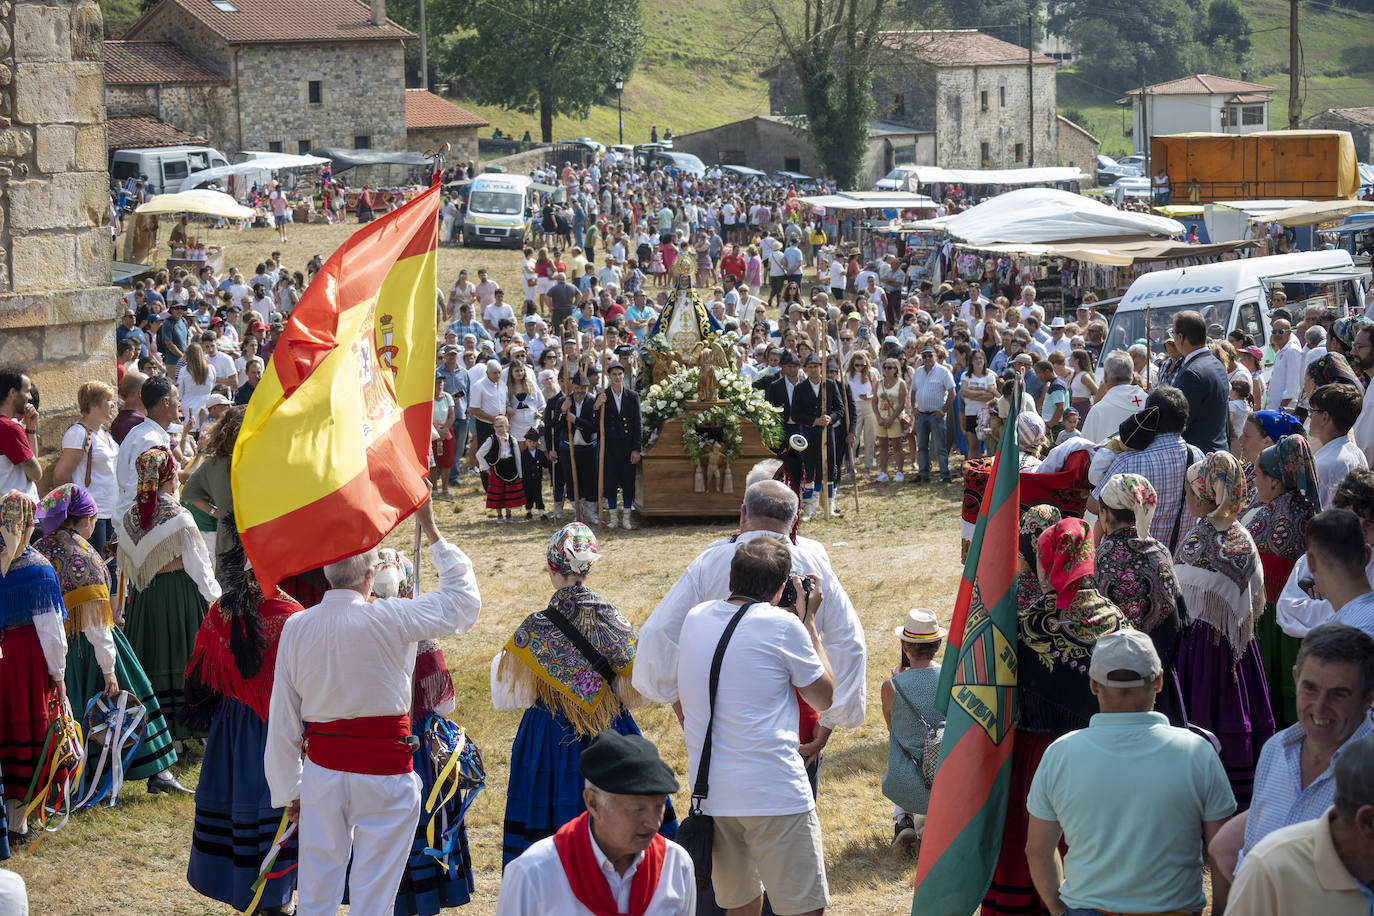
[
  {"xmin": 644, "ymin": 244, "xmax": 722, "ymax": 353},
  {"xmin": 694, "ymin": 460, "xmax": 706, "ymax": 493},
  {"xmin": 691, "ymin": 340, "xmax": 729, "ymax": 404},
  {"xmin": 723, "ymin": 464, "xmax": 734, "ymax": 495},
  {"xmin": 706, "ymin": 443, "xmax": 724, "ymax": 493},
  {"xmin": 650, "ymin": 351, "xmax": 683, "ymax": 386}
]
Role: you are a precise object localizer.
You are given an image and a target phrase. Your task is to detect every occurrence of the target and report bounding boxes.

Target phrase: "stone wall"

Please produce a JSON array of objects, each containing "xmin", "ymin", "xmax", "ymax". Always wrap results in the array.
[
  {"xmin": 106, "ymin": 82, "xmax": 236, "ymax": 153},
  {"xmin": 935, "ymin": 63, "xmax": 1058, "ymax": 169},
  {"xmin": 1055, "ymin": 117, "xmax": 1098, "ymax": 174},
  {"xmin": 0, "ymin": 0, "xmax": 121, "ymax": 447},
  {"xmin": 1299, "ymin": 111, "xmax": 1373, "ymax": 162},
  {"xmin": 407, "ymin": 126, "xmax": 479, "ymax": 165}
]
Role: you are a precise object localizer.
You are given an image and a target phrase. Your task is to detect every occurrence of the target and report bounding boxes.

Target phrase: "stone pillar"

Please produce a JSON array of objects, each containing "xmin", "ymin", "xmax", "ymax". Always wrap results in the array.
[{"xmin": 0, "ymin": 0, "xmax": 120, "ymax": 448}]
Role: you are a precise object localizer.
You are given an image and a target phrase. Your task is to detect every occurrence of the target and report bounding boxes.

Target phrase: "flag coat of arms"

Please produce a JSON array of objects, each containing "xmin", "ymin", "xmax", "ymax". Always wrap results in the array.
[
  {"xmin": 232, "ymin": 180, "xmax": 440, "ymax": 595},
  {"xmin": 911, "ymin": 392, "xmax": 1021, "ymax": 914}
]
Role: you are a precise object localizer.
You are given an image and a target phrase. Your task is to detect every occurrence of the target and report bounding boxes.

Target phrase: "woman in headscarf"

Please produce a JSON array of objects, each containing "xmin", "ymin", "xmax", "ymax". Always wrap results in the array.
[
  {"xmin": 1246, "ymin": 435, "xmax": 1320, "ymax": 729},
  {"xmin": 183, "ymin": 517, "xmax": 302, "ymax": 915},
  {"xmin": 491, "ymin": 522, "xmax": 675, "ymax": 867},
  {"xmin": 1174, "ymin": 451, "xmax": 1273, "ymax": 807},
  {"xmin": 1016, "ymin": 504, "xmax": 1061, "ymax": 616},
  {"xmin": 1094, "ymin": 473, "xmax": 1189, "ymax": 726},
  {"xmin": 1015, "ymin": 411, "xmax": 1047, "ymax": 469},
  {"xmin": 984, "ymin": 517, "xmax": 1128, "ymax": 916},
  {"xmin": 118, "ymin": 446, "xmax": 221, "ymax": 741},
  {"xmin": 0, "ymin": 491, "xmax": 67, "ymax": 846},
  {"xmin": 1305, "ymin": 352, "xmax": 1362, "ymax": 395},
  {"xmin": 34, "ymin": 484, "xmax": 186, "ymax": 796},
  {"xmin": 1237, "ymin": 409, "xmax": 1305, "ymax": 511}
]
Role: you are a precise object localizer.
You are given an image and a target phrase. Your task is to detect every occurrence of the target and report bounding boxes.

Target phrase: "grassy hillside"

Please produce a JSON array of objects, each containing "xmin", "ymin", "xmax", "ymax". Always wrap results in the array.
[
  {"xmin": 1057, "ymin": 0, "xmax": 1374, "ymax": 158},
  {"xmin": 451, "ymin": 0, "xmax": 772, "ymax": 146}
]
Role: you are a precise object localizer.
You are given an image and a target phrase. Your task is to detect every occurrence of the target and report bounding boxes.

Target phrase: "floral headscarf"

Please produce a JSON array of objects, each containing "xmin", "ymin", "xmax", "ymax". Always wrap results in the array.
[
  {"xmin": 546, "ymin": 522, "xmax": 599, "ymax": 576},
  {"xmin": 36, "ymin": 484, "xmax": 99, "ymax": 537},
  {"xmin": 1306, "ymin": 352, "xmax": 1362, "ymax": 390},
  {"xmin": 135, "ymin": 446, "xmax": 177, "ymax": 532},
  {"xmin": 1018, "ymin": 504, "xmax": 1062, "ymax": 577},
  {"xmin": 1332, "ymin": 317, "xmax": 1374, "ymax": 350},
  {"xmin": 1100, "ymin": 473, "xmax": 1158, "ymax": 538},
  {"xmin": 0, "ymin": 489, "xmax": 36, "ymax": 576},
  {"xmin": 1037, "ymin": 517, "xmax": 1095, "ymax": 610},
  {"xmin": 1258, "ymin": 434, "xmax": 1322, "ymax": 511},
  {"xmin": 1016, "ymin": 411, "xmax": 1047, "ymax": 454},
  {"xmin": 1253, "ymin": 409, "xmax": 1305, "ymax": 444},
  {"xmin": 1186, "ymin": 451, "xmax": 1247, "ymax": 528}
]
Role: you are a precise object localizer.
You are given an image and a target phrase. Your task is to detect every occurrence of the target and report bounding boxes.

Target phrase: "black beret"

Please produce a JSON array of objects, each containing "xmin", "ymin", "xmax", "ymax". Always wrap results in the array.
[
  {"xmin": 778, "ymin": 351, "xmax": 799, "ymax": 366},
  {"xmin": 569, "ymin": 371, "xmax": 590, "ymax": 386},
  {"xmin": 579, "ymin": 731, "xmax": 679, "ymax": 795}
]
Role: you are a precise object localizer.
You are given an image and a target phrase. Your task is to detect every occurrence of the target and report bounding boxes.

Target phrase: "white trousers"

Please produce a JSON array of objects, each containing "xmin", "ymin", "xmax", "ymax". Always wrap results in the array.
[{"xmin": 296, "ymin": 759, "xmax": 421, "ymax": 916}]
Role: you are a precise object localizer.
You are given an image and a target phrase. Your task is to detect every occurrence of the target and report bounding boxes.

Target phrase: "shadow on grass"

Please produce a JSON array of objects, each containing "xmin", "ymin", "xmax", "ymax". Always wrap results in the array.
[{"xmin": 827, "ymin": 831, "xmax": 919, "ymax": 898}]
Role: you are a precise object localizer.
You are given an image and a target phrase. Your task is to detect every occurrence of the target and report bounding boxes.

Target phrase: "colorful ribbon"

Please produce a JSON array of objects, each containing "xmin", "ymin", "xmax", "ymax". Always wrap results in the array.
[{"xmin": 242, "ymin": 810, "xmax": 299, "ymax": 915}]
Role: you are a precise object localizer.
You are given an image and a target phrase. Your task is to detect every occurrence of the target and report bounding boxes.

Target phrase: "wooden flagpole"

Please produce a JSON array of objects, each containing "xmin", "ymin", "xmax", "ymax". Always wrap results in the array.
[
  {"xmin": 563, "ymin": 316, "xmax": 582, "ymax": 521},
  {"xmin": 597, "ymin": 318, "xmax": 608, "ymax": 527}
]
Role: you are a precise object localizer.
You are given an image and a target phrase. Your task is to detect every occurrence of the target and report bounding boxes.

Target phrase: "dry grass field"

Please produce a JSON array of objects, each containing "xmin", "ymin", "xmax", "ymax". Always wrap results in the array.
[{"xmin": 6, "ymin": 218, "xmax": 980, "ymax": 913}]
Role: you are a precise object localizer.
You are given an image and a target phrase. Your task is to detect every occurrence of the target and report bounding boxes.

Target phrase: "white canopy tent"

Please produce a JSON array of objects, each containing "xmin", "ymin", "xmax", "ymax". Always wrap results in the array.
[
  {"xmin": 135, "ymin": 189, "xmax": 255, "ymax": 220},
  {"xmin": 1249, "ymin": 199, "xmax": 1374, "ymax": 228},
  {"xmin": 903, "ymin": 166, "xmax": 1088, "ymax": 190},
  {"xmin": 179, "ymin": 152, "xmax": 332, "ymax": 193},
  {"xmin": 936, "ymin": 188, "xmax": 1183, "ymax": 246},
  {"xmin": 798, "ymin": 191, "xmax": 937, "ymax": 210}
]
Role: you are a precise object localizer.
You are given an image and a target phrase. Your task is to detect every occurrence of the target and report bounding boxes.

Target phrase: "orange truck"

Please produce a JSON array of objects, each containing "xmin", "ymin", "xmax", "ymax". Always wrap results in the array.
[{"xmin": 1150, "ymin": 130, "xmax": 1359, "ymax": 202}]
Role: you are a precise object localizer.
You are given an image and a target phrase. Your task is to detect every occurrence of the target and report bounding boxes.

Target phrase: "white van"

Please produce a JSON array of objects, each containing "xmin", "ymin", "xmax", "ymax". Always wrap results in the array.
[
  {"xmin": 1103, "ymin": 250, "xmax": 1365, "ymax": 355},
  {"xmin": 110, "ymin": 146, "xmax": 230, "ymax": 196},
  {"xmin": 463, "ymin": 174, "xmax": 533, "ymax": 248}
]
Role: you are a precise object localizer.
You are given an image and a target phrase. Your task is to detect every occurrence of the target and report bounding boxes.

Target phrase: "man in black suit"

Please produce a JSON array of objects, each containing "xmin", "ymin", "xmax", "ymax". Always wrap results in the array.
[
  {"xmin": 790, "ymin": 353, "xmax": 845, "ymax": 520},
  {"xmin": 824, "ymin": 356, "xmax": 858, "ymax": 517},
  {"xmin": 596, "ymin": 362, "xmax": 642, "ymax": 529},
  {"xmin": 1169, "ymin": 310, "xmax": 1230, "ymax": 454},
  {"xmin": 545, "ymin": 369, "xmax": 601, "ymax": 521},
  {"xmin": 765, "ymin": 350, "xmax": 805, "ymax": 430}
]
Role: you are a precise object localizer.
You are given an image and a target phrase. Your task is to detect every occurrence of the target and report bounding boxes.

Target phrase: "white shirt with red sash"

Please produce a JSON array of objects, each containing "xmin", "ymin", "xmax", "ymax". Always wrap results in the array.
[{"xmin": 495, "ymin": 812, "xmax": 696, "ymax": 915}]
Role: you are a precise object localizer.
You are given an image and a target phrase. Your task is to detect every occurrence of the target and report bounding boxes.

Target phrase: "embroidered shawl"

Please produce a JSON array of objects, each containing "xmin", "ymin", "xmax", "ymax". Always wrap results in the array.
[
  {"xmin": 117, "ymin": 494, "xmax": 201, "ymax": 589},
  {"xmin": 495, "ymin": 584, "xmax": 641, "ymax": 736},
  {"xmin": 1018, "ymin": 586, "xmax": 1127, "ymax": 735},
  {"xmin": 33, "ymin": 528, "xmax": 113, "ymax": 636},
  {"xmin": 1095, "ymin": 526, "xmax": 1183, "ymax": 635},
  {"xmin": 0, "ymin": 547, "xmax": 67, "ymax": 629},
  {"xmin": 1247, "ymin": 488, "xmax": 1315, "ymax": 563},
  {"xmin": 1173, "ymin": 518, "xmax": 1264, "ymax": 659},
  {"xmin": 184, "ymin": 595, "xmax": 301, "ymax": 722}
]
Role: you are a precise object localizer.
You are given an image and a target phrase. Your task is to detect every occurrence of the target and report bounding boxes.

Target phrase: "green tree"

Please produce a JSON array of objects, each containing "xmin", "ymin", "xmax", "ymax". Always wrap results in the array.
[
  {"xmin": 1046, "ymin": 0, "xmax": 1199, "ymax": 92},
  {"xmin": 447, "ymin": 0, "xmax": 644, "ymax": 143},
  {"xmin": 742, "ymin": 0, "xmax": 892, "ymax": 189},
  {"xmin": 1198, "ymin": 0, "xmax": 1251, "ymax": 58},
  {"xmin": 98, "ymin": 0, "xmax": 151, "ymax": 37}
]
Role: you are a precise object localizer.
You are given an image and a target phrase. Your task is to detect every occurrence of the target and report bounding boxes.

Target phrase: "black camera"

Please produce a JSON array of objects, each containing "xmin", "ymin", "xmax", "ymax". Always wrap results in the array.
[{"xmin": 779, "ymin": 576, "xmax": 813, "ymax": 608}]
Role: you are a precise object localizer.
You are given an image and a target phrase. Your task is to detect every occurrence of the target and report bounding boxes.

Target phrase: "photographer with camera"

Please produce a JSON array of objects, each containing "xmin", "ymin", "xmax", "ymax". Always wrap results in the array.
[{"xmin": 675, "ymin": 537, "xmax": 835, "ymax": 916}]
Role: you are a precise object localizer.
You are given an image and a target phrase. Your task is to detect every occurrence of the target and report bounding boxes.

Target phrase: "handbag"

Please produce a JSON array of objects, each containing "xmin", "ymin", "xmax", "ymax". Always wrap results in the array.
[
  {"xmin": 675, "ymin": 601, "xmax": 754, "ymax": 891},
  {"xmin": 891, "ymin": 679, "xmax": 944, "ymax": 788}
]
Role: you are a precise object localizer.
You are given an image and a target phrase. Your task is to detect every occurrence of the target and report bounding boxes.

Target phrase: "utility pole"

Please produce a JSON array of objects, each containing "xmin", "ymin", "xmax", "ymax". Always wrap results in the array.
[
  {"xmin": 1289, "ymin": 0, "xmax": 1301, "ymax": 128},
  {"xmin": 1027, "ymin": 13, "xmax": 1035, "ymax": 167},
  {"xmin": 418, "ymin": 0, "xmax": 428, "ymax": 90}
]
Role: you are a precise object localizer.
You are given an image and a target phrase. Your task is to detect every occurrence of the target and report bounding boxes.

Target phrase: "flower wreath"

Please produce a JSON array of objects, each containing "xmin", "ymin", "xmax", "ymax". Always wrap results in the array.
[{"xmin": 681, "ymin": 406, "xmax": 742, "ymax": 465}]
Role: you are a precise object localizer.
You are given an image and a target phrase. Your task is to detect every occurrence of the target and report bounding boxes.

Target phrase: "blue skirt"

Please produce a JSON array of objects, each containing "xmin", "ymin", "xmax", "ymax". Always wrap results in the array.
[
  {"xmin": 392, "ymin": 740, "xmax": 474, "ymax": 915},
  {"xmin": 502, "ymin": 701, "xmax": 677, "ymax": 867},
  {"xmin": 186, "ymin": 697, "xmax": 296, "ymax": 910}
]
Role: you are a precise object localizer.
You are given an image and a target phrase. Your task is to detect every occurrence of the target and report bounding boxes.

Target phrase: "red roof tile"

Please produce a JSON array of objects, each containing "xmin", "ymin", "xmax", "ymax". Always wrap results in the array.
[
  {"xmin": 104, "ymin": 41, "xmax": 227, "ymax": 83},
  {"xmin": 106, "ymin": 116, "xmax": 205, "ymax": 149},
  {"xmin": 1116, "ymin": 74, "xmax": 1276, "ymax": 103},
  {"xmin": 127, "ymin": 0, "xmax": 414, "ymax": 44},
  {"xmin": 879, "ymin": 30, "xmax": 1058, "ymax": 67},
  {"xmin": 1326, "ymin": 107, "xmax": 1374, "ymax": 129},
  {"xmin": 405, "ymin": 90, "xmax": 489, "ymax": 129}
]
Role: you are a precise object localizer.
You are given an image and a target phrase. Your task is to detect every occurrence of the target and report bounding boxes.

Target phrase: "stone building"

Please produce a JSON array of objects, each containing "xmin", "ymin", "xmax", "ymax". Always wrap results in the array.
[
  {"xmin": 0, "ymin": 0, "xmax": 121, "ymax": 444},
  {"xmin": 120, "ymin": 0, "xmax": 413, "ymax": 159},
  {"xmin": 763, "ymin": 30, "xmax": 1060, "ymax": 172},
  {"xmin": 1055, "ymin": 115, "xmax": 1099, "ymax": 176},
  {"xmin": 103, "ymin": 39, "xmax": 232, "ymax": 152},
  {"xmin": 1116, "ymin": 74, "xmax": 1276, "ymax": 152},
  {"xmin": 404, "ymin": 89, "xmax": 488, "ymax": 164},
  {"xmin": 1300, "ymin": 108, "xmax": 1374, "ymax": 162}
]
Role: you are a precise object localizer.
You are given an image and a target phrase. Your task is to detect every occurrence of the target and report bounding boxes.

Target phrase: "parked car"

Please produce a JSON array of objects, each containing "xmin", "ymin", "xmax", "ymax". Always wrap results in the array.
[
  {"xmin": 874, "ymin": 165, "xmax": 919, "ymax": 191},
  {"xmin": 773, "ymin": 169, "xmax": 819, "ymax": 191},
  {"xmin": 1095, "ymin": 154, "xmax": 1144, "ymax": 186},
  {"xmin": 720, "ymin": 164, "xmax": 769, "ymax": 184}
]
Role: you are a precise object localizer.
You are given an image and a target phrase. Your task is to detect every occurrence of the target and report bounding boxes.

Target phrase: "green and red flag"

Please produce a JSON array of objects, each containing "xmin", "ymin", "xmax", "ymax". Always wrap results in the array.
[{"xmin": 912, "ymin": 390, "xmax": 1021, "ymax": 914}]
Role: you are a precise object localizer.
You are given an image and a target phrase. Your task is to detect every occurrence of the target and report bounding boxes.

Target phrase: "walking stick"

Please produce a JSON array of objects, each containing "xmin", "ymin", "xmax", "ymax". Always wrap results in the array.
[
  {"xmin": 818, "ymin": 310, "xmax": 830, "ymax": 520},
  {"xmin": 841, "ymin": 363, "xmax": 860, "ymax": 513},
  {"xmin": 597, "ymin": 330, "xmax": 608, "ymax": 528},
  {"xmin": 562, "ymin": 317, "xmax": 582, "ymax": 522}
]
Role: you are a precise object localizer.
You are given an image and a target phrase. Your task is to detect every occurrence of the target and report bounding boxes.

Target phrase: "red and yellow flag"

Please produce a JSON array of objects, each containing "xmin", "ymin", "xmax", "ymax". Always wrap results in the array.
[{"xmin": 231, "ymin": 180, "xmax": 440, "ymax": 595}]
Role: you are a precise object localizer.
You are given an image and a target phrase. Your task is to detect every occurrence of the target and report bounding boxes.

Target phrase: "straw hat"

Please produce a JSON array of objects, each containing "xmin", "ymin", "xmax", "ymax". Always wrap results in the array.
[{"xmin": 895, "ymin": 608, "xmax": 946, "ymax": 643}]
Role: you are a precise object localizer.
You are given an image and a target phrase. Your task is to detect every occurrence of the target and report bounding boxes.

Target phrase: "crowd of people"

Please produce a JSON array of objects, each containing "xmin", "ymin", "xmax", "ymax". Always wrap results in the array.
[{"xmin": 3, "ymin": 144, "xmax": 1374, "ymax": 916}]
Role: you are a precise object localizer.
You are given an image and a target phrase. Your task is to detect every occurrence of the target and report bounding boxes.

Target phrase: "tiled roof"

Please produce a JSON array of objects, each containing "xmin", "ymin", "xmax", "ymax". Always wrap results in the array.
[
  {"xmin": 127, "ymin": 0, "xmax": 414, "ymax": 44},
  {"xmin": 1057, "ymin": 114, "xmax": 1099, "ymax": 145},
  {"xmin": 106, "ymin": 116, "xmax": 205, "ymax": 149},
  {"xmin": 878, "ymin": 30, "xmax": 1059, "ymax": 67},
  {"xmin": 1117, "ymin": 74, "xmax": 1276, "ymax": 102},
  {"xmin": 1326, "ymin": 107, "xmax": 1374, "ymax": 129},
  {"xmin": 104, "ymin": 41, "xmax": 227, "ymax": 83},
  {"xmin": 405, "ymin": 89, "xmax": 489, "ymax": 129}
]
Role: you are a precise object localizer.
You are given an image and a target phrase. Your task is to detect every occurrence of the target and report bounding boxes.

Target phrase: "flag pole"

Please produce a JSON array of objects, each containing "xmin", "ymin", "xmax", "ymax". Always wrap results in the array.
[
  {"xmin": 818, "ymin": 309, "xmax": 830, "ymax": 520},
  {"xmin": 597, "ymin": 321, "xmax": 608, "ymax": 528},
  {"xmin": 841, "ymin": 358, "xmax": 860, "ymax": 513},
  {"xmin": 563, "ymin": 316, "xmax": 582, "ymax": 522},
  {"xmin": 412, "ymin": 514, "xmax": 423, "ymax": 591}
]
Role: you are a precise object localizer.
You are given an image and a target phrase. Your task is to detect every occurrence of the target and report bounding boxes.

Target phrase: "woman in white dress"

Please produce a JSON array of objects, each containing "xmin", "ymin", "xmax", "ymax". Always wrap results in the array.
[
  {"xmin": 52, "ymin": 381, "xmax": 120, "ymax": 558},
  {"xmin": 177, "ymin": 342, "xmax": 218, "ymax": 434},
  {"xmin": 506, "ymin": 362, "xmax": 547, "ymax": 442}
]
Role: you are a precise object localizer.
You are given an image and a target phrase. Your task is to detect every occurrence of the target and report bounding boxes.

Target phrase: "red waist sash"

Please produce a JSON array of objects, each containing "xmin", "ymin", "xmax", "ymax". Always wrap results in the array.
[{"xmin": 303, "ymin": 714, "xmax": 414, "ymax": 775}]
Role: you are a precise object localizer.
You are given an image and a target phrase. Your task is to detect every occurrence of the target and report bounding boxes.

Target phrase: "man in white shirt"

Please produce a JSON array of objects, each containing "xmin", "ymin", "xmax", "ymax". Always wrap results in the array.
[
  {"xmin": 201, "ymin": 334, "xmax": 238, "ymax": 389},
  {"xmin": 1305, "ymin": 509, "xmax": 1374, "ymax": 640},
  {"xmin": 1018, "ymin": 285, "xmax": 1037, "ymax": 320},
  {"xmin": 1310, "ymin": 382, "xmax": 1368, "ymax": 508},
  {"xmin": 1081, "ymin": 351, "xmax": 1147, "ymax": 443},
  {"xmin": 483, "ymin": 289, "xmax": 516, "ymax": 335},
  {"xmin": 470, "ymin": 358, "xmax": 507, "ymax": 447},
  {"xmin": 1268, "ymin": 319, "xmax": 1304, "ymax": 410},
  {"xmin": 909, "ymin": 346, "xmax": 955, "ymax": 483},
  {"xmin": 675, "ymin": 537, "xmax": 834, "ymax": 916},
  {"xmin": 827, "ymin": 256, "xmax": 847, "ymax": 301},
  {"xmin": 1047, "ymin": 317, "xmax": 1073, "ymax": 357},
  {"xmin": 265, "ymin": 499, "xmax": 481, "ymax": 916},
  {"xmin": 496, "ymin": 731, "xmax": 696, "ymax": 915},
  {"xmin": 1128, "ymin": 344, "xmax": 1161, "ymax": 390},
  {"xmin": 0, "ymin": 368, "xmax": 41, "ymax": 500},
  {"xmin": 116, "ymin": 375, "xmax": 179, "ymax": 516}
]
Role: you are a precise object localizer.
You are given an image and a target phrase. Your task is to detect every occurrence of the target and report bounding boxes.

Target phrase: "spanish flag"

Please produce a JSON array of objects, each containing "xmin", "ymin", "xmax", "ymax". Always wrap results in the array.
[{"xmin": 231, "ymin": 179, "xmax": 439, "ymax": 595}]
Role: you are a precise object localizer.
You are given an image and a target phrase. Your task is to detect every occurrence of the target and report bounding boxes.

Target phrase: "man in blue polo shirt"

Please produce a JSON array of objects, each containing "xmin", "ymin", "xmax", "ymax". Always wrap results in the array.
[{"xmin": 1026, "ymin": 630, "xmax": 1236, "ymax": 916}]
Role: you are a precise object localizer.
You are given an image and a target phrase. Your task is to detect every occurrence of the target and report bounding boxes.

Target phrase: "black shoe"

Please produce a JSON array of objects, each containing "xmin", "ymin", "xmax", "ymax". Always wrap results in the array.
[
  {"xmin": 148, "ymin": 772, "xmax": 194, "ymax": 795},
  {"xmin": 7, "ymin": 829, "xmax": 31, "ymax": 847},
  {"xmin": 941, "ymin": 477, "xmax": 952, "ymax": 484}
]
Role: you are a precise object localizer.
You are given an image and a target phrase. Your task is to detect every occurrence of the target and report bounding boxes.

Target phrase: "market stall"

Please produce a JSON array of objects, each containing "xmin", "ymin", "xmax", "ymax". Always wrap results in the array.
[{"xmin": 127, "ymin": 190, "xmax": 253, "ymax": 268}]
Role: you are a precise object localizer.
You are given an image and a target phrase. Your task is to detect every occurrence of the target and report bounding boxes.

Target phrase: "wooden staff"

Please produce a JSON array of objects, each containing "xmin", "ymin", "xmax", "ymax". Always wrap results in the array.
[
  {"xmin": 817, "ymin": 309, "xmax": 830, "ymax": 520},
  {"xmin": 412, "ymin": 515, "xmax": 423, "ymax": 592},
  {"xmin": 840, "ymin": 359, "xmax": 860, "ymax": 513},
  {"xmin": 562, "ymin": 316, "xmax": 582, "ymax": 521},
  {"xmin": 596, "ymin": 319, "xmax": 609, "ymax": 528},
  {"xmin": 1144, "ymin": 304, "xmax": 1153, "ymax": 392}
]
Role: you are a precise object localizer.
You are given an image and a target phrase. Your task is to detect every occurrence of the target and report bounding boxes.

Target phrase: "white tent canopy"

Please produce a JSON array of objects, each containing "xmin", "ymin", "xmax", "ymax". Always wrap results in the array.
[
  {"xmin": 1250, "ymin": 199, "xmax": 1374, "ymax": 228},
  {"xmin": 135, "ymin": 189, "xmax": 255, "ymax": 220},
  {"xmin": 903, "ymin": 166, "xmax": 1088, "ymax": 189},
  {"xmin": 179, "ymin": 153, "xmax": 331, "ymax": 192},
  {"xmin": 936, "ymin": 188, "xmax": 1183, "ymax": 246},
  {"xmin": 798, "ymin": 191, "xmax": 937, "ymax": 210}
]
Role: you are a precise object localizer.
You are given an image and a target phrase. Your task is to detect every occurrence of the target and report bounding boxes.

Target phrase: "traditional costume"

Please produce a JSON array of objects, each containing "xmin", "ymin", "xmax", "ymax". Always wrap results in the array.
[
  {"xmin": 33, "ymin": 485, "xmax": 180, "ymax": 790},
  {"xmin": 264, "ymin": 533, "xmax": 482, "ymax": 916},
  {"xmin": 1243, "ymin": 411, "xmax": 1305, "ymax": 511},
  {"xmin": 478, "ymin": 429, "xmax": 525, "ymax": 512},
  {"xmin": 0, "ymin": 491, "xmax": 67, "ymax": 844},
  {"xmin": 183, "ymin": 518, "xmax": 302, "ymax": 913},
  {"xmin": 1094, "ymin": 474, "xmax": 1189, "ymax": 726},
  {"xmin": 1174, "ymin": 451, "xmax": 1274, "ymax": 808},
  {"xmin": 117, "ymin": 446, "xmax": 221, "ymax": 739},
  {"xmin": 493, "ymin": 524, "xmax": 675, "ymax": 867},
  {"xmin": 495, "ymin": 730, "xmax": 696, "ymax": 915},
  {"xmin": 1246, "ymin": 435, "xmax": 1319, "ymax": 728},
  {"xmin": 983, "ymin": 518, "xmax": 1127, "ymax": 916},
  {"xmin": 1016, "ymin": 505, "xmax": 1061, "ymax": 617}
]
